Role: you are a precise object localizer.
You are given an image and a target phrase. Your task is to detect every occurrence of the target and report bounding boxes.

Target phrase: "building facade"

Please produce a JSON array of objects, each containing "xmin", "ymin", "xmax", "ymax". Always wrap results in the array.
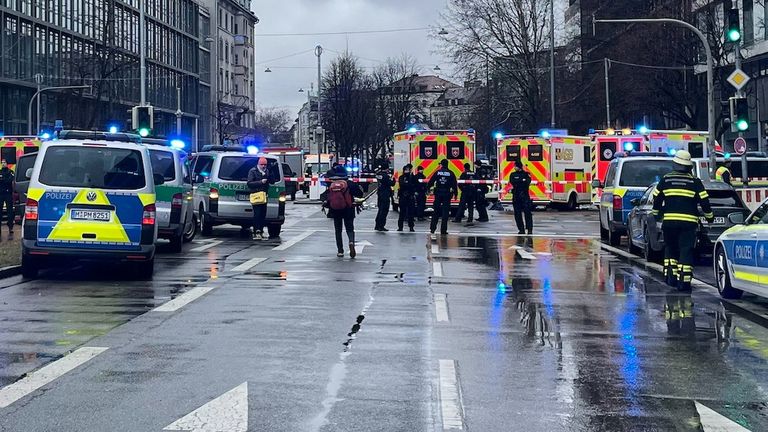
[{"xmin": 0, "ymin": 0, "xmax": 203, "ymax": 143}]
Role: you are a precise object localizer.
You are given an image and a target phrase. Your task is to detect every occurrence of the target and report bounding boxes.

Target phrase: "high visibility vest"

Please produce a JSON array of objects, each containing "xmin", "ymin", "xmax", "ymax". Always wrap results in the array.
[{"xmin": 715, "ymin": 166, "xmax": 731, "ymax": 182}]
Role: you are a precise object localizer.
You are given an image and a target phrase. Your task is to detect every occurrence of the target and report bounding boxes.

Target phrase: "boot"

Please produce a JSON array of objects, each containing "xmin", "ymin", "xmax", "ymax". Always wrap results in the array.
[{"xmin": 349, "ymin": 242, "xmax": 357, "ymax": 258}]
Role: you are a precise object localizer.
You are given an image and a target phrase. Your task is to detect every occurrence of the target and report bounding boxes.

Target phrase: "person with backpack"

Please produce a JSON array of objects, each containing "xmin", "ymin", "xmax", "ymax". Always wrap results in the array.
[
  {"xmin": 397, "ymin": 164, "xmax": 417, "ymax": 232},
  {"xmin": 325, "ymin": 165, "xmax": 363, "ymax": 258}
]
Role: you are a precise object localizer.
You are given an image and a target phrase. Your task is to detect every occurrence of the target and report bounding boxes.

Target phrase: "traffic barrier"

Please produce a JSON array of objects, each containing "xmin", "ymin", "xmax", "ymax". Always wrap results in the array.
[
  {"xmin": 283, "ymin": 177, "xmax": 591, "ymax": 186},
  {"xmin": 736, "ymin": 187, "xmax": 768, "ymax": 211}
]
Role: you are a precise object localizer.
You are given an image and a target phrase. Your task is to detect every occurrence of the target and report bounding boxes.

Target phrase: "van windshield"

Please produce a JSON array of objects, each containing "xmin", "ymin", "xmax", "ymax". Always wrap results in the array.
[
  {"xmin": 15, "ymin": 153, "xmax": 37, "ymax": 181},
  {"xmin": 38, "ymin": 146, "xmax": 146, "ymax": 190},
  {"xmin": 619, "ymin": 160, "xmax": 676, "ymax": 187},
  {"xmin": 149, "ymin": 149, "xmax": 176, "ymax": 182},
  {"xmin": 218, "ymin": 156, "xmax": 280, "ymax": 181}
]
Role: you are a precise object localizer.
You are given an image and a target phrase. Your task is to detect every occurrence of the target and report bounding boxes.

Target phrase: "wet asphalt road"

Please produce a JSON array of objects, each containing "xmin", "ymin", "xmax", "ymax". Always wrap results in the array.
[{"xmin": 0, "ymin": 201, "xmax": 767, "ymax": 431}]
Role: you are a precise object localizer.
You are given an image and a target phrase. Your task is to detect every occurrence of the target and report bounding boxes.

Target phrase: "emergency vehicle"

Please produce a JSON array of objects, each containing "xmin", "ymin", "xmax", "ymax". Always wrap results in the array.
[
  {"xmin": 647, "ymin": 130, "xmax": 708, "ymax": 158},
  {"xmin": 264, "ymin": 147, "xmax": 304, "ymax": 200},
  {"xmin": 695, "ymin": 155, "xmax": 768, "ymax": 211},
  {"xmin": 392, "ymin": 129, "xmax": 475, "ymax": 209},
  {"xmin": 496, "ymin": 134, "xmax": 594, "ymax": 209},
  {"xmin": 0, "ymin": 136, "xmax": 43, "ymax": 171},
  {"xmin": 591, "ymin": 128, "xmax": 649, "ymax": 184}
]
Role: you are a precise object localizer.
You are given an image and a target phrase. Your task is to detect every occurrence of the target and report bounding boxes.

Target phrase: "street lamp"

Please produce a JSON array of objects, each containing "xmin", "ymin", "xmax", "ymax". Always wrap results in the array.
[
  {"xmin": 264, "ymin": 67, "xmax": 272, "ymax": 73},
  {"xmin": 438, "ymin": 28, "xmax": 449, "ymax": 35},
  {"xmin": 28, "ymin": 85, "xmax": 91, "ymax": 134}
]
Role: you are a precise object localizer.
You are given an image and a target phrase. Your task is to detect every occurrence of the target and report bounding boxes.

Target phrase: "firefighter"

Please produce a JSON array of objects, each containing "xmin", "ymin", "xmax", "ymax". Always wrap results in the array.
[
  {"xmin": 428, "ymin": 159, "xmax": 458, "ymax": 237},
  {"xmin": 474, "ymin": 159, "xmax": 490, "ymax": 222},
  {"xmin": 652, "ymin": 150, "xmax": 713, "ymax": 292},
  {"xmin": 0, "ymin": 159, "xmax": 13, "ymax": 240},
  {"xmin": 374, "ymin": 163, "xmax": 393, "ymax": 232},
  {"xmin": 453, "ymin": 163, "xmax": 476, "ymax": 225},
  {"xmin": 715, "ymin": 158, "xmax": 733, "ymax": 185},
  {"xmin": 509, "ymin": 160, "xmax": 533, "ymax": 235},
  {"xmin": 414, "ymin": 166, "xmax": 427, "ymax": 221}
]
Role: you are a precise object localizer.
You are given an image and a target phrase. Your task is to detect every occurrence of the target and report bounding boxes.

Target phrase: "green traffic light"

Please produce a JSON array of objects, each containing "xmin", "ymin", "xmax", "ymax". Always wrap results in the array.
[
  {"xmin": 736, "ymin": 119, "xmax": 749, "ymax": 131},
  {"xmin": 138, "ymin": 128, "xmax": 150, "ymax": 137},
  {"xmin": 728, "ymin": 29, "xmax": 741, "ymax": 42}
]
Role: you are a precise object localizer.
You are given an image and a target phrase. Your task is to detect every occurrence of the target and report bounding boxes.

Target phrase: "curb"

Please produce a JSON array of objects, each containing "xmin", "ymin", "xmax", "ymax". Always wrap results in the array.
[{"xmin": 0, "ymin": 265, "xmax": 21, "ymax": 279}]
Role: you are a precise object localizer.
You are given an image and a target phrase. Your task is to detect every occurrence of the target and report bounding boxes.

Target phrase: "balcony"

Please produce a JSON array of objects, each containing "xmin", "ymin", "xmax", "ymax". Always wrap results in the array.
[
  {"xmin": 234, "ymin": 35, "xmax": 248, "ymax": 46},
  {"xmin": 234, "ymin": 64, "xmax": 248, "ymax": 76}
]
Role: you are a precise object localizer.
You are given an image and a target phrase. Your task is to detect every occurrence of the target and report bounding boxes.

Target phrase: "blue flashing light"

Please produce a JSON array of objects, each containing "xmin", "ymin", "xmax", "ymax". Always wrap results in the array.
[
  {"xmin": 170, "ymin": 139, "xmax": 185, "ymax": 149},
  {"xmin": 0, "ymin": 131, "xmax": 4, "ymax": 138},
  {"xmin": 638, "ymin": 125, "xmax": 649, "ymax": 135},
  {"xmin": 246, "ymin": 145, "xmax": 259, "ymax": 155},
  {"xmin": 200, "ymin": 171, "xmax": 210, "ymax": 177},
  {"xmin": 497, "ymin": 282, "xmax": 507, "ymax": 293},
  {"xmin": 345, "ymin": 166, "xmax": 353, "ymax": 172},
  {"xmin": 40, "ymin": 132, "xmax": 51, "ymax": 140},
  {"xmin": 623, "ymin": 142, "xmax": 634, "ymax": 151},
  {"xmin": 108, "ymin": 125, "xmax": 119, "ymax": 134},
  {"xmin": 541, "ymin": 130, "xmax": 551, "ymax": 139},
  {"xmin": 588, "ymin": 128, "xmax": 596, "ymax": 134},
  {"xmin": 668, "ymin": 148, "xmax": 677, "ymax": 156},
  {"xmin": 408, "ymin": 127, "xmax": 418, "ymax": 133},
  {"xmin": 494, "ymin": 132, "xmax": 504, "ymax": 140},
  {"xmin": 724, "ymin": 152, "xmax": 732, "ymax": 159},
  {"xmin": 352, "ymin": 167, "xmax": 359, "ymax": 172}
]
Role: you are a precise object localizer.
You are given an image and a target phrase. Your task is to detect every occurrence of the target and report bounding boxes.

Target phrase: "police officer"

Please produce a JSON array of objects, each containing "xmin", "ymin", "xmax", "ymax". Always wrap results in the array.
[
  {"xmin": 509, "ymin": 160, "xmax": 533, "ymax": 234},
  {"xmin": 453, "ymin": 163, "xmax": 476, "ymax": 225},
  {"xmin": 374, "ymin": 163, "xmax": 393, "ymax": 231},
  {"xmin": 652, "ymin": 150, "xmax": 713, "ymax": 292},
  {"xmin": 715, "ymin": 158, "xmax": 733, "ymax": 185},
  {"xmin": 414, "ymin": 166, "xmax": 427, "ymax": 221},
  {"xmin": 428, "ymin": 159, "xmax": 458, "ymax": 236},
  {"xmin": 397, "ymin": 164, "xmax": 417, "ymax": 232},
  {"xmin": 474, "ymin": 159, "xmax": 490, "ymax": 222},
  {"xmin": 0, "ymin": 160, "xmax": 14, "ymax": 239}
]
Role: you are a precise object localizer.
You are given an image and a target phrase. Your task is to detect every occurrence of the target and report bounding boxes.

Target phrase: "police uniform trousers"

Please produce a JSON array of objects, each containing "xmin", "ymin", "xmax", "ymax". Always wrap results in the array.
[{"xmin": 430, "ymin": 194, "xmax": 452, "ymax": 234}]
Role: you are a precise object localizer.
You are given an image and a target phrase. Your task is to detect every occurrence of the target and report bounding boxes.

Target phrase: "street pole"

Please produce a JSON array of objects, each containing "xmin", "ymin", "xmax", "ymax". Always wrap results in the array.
[
  {"xmin": 549, "ymin": 0, "xmax": 556, "ymax": 128},
  {"xmin": 594, "ymin": 17, "xmax": 717, "ymax": 179},
  {"xmin": 734, "ymin": 37, "xmax": 749, "ymax": 185},
  {"xmin": 176, "ymin": 87, "xmax": 182, "ymax": 136},
  {"xmin": 139, "ymin": 0, "xmax": 146, "ymax": 106},
  {"xmin": 35, "ymin": 73, "xmax": 43, "ymax": 135},
  {"xmin": 604, "ymin": 58, "xmax": 611, "ymax": 127},
  {"xmin": 315, "ymin": 45, "xmax": 323, "ymax": 167},
  {"xmin": 28, "ymin": 85, "xmax": 91, "ymax": 135}
]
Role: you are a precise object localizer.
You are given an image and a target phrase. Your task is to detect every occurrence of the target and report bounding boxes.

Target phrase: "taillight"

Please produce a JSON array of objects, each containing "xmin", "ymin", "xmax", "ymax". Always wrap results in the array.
[
  {"xmin": 142, "ymin": 203, "xmax": 156, "ymax": 225},
  {"xmin": 278, "ymin": 192, "xmax": 286, "ymax": 203},
  {"xmin": 25, "ymin": 198, "xmax": 39, "ymax": 220},
  {"xmin": 210, "ymin": 188, "xmax": 219, "ymax": 200},
  {"xmin": 172, "ymin": 193, "xmax": 183, "ymax": 208},
  {"xmin": 613, "ymin": 195, "xmax": 623, "ymax": 211}
]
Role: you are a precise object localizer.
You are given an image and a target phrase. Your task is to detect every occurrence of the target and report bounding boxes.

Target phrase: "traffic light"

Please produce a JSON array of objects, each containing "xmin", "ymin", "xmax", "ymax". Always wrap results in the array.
[
  {"xmin": 729, "ymin": 96, "xmax": 749, "ymax": 131},
  {"xmin": 726, "ymin": 8, "xmax": 741, "ymax": 43},
  {"xmin": 132, "ymin": 106, "xmax": 154, "ymax": 137}
]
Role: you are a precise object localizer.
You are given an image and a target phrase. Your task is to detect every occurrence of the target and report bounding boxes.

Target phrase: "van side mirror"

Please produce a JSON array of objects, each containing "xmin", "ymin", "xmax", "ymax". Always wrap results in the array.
[
  {"xmin": 153, "ymin": 173, "xmax": 165, "ymax": 186},
  {"xmin": 194, "ymin": 174, "xmax": 205, "ymax": 184},
  {"xmin": 630, "ymin": 198, "xmax": 640, "ymax": 207},
  {"xmin": 591, "ymin": 179, "xmax": 603, "ymax": 189},
  {"xmin": 25, "ymin": 168, "xmax": 33, "ymax": 180}
]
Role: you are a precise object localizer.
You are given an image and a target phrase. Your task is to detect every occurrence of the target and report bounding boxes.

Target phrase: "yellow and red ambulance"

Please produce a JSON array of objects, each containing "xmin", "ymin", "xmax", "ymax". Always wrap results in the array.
[
  {"xmin": 497, "ymin": 134, "xmax": 594, "ymax": 209},
  {"xmin": 646, "ymin": 130, "xmax": 708, "ymax": 158},
  {"xmin": 392, "ymin": 129, "xmax": 475, "ymax": 208},
  {"xmin": 0, "ymin": 136, "xmax": 43, "ymax": 171}
]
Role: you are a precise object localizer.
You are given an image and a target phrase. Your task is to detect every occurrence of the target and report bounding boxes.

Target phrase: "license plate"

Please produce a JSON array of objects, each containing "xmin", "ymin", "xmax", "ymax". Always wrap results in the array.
[
  {"xmin": 701, "ymin": 216, "xmax": 726, "ymax": 225},
  {"xmin": 71, "ymin": 209, "xmax": 111, "ymax": 222},
  {"xmin": 236, "ymin": 193, "xmax": 250, "ymax": 201}
]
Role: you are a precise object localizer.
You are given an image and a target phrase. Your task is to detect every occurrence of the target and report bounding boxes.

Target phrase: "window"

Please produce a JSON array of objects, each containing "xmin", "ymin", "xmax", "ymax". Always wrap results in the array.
[
  {"xmin": 38, "ymin": 147, "xmax": 146, "ymax": 190},
  {"xmin": 599, "ymin": 140, "xmax": 617, "ymax": 161},
  {"xmin": 419, "ymin": 141, "xmax": 437, "ymax": 160},
  {"xmin": 527, "ymin": 145, "xmax": 544, "ymax": 162},
  {"xmin": 225, "ymin": 42, "xmax": 228, "ymax": 62},
  {"xmin": 15, "ymin": 153, "xmax": 37, "ymax": 181},
  {"xmin": 618, "ymin": 160, "xmax": 676, "ymax": 187},
  {"xmin": 193, "ymin": 156, "xmax": 214, "ymax": 178},
  {"xmin": 583, "ymin": 146, "xmax": 591, "ymax": 163},
  {"xmin": 234, "ymin": 54, "xmax": 238, "ymax": 65},
  {"xmin": 688, "ymin": 142, "xmax": 704, "ymax": 158},
  {"xmin": 604, "ymin": 163, "xmax": 617, "ymax": 186},
  {"xmin": 506, "ymin": 145, "xmax": 520, "ymax": 162},
  {"xmin": 148, "ymin": 150, "xmax": 176, "ymax": 181},
  {"xmin": 447, "ymin": 142, "xmax": 465, "ymax": 160},
  {"xmin": 219, "ymin": 156, "xmax": 279, "ymax": 181},
  {"xmin": 182, "ymin": 158, "xmax": 192, "ymax": 184},
  {"xmin": 1, "ymin": 148, "xmax": 17, "ymax": 165}
]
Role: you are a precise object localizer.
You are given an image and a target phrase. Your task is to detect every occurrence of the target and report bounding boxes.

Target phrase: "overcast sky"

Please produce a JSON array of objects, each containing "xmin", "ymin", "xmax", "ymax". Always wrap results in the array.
[{"xmin": 252, "ymin": 0, "xmax": 452, "ymax": 117}]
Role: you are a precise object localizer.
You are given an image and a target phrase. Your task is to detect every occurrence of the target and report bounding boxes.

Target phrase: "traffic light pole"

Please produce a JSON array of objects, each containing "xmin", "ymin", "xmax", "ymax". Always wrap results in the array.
[
  {"xmin": 734, "ymin": 39, "xmax": 749, "ymax": 185},
  {"xmin": 594, "ymin": 17, "xmax": 717, "ymax": 179}
]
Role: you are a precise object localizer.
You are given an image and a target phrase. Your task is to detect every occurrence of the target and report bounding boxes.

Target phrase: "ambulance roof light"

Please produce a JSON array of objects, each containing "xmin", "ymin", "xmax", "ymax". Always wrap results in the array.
[
  {"xmin": 668, "ymin": 148, "xmax": 677, "ymax": 156},
  {"xmin": 624, "ymin": 142, "xmax": 634, "ymax": 151},
  {"xmin": 541, "ymin": 130, "xmax": 551, "ymax": 139},
  {"xmin": 606, "ymin": 128, "xmax": 616, "ymax": 135},
  {"xmin": 494, "ymin": 132, "xmax": 503, "ymax": 140},
  {"xmin": 108, "ymin": 125, "xmax": 119, "ymax": 134},
  {"xmin": 621, "ymin": 128, "xmax": 632, "ymax": 136},
  {"xmin": 638, "ymin": 125, "xmax": 649, "ymax": 134},
  {"xmin": 40, "ymin": 132, "xmax": 51, "ymax": 140},
  {"xmin": 588, "ymin": 128, "xmax": 596, "ymax": 134}
]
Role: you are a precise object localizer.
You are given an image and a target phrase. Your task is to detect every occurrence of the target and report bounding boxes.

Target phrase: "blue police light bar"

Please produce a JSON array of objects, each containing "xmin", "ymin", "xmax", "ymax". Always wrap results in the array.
[
  {"xmin": 40, "ymin": 132, "xmax": 51, "ymax": 140},
  {"xmin": 170, "ymin": 139, "xmax": 185, "ymax": 149},
  {"xmin": 108, "ymin": 125, "xmax": 119, "ymax": 134},
  {"xmin": 246, "ymin": 145, "xmax": 259, "ymax": 155},
  {"xmin": 668, "ymin": 148, "xmax": 677, "ymax": 156},
  {"xmin": 541, "ymin": 130, "xmax": 551, "ymax": 139},
  {"xmin": 408, "ymin": 127, "xmax": 418, "ymax": 133}
]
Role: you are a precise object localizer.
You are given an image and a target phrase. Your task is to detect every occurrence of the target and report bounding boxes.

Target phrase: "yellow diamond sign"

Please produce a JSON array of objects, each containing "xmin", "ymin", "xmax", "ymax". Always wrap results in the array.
[{"xmin": 727, "ymin": 68, "xmax": 750, "ymax": 91}]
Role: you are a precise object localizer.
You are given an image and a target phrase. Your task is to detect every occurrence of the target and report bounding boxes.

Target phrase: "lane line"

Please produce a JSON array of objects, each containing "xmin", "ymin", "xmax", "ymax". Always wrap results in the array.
[
  {"xmin": 439, "ymin": 359, "xmax": 464, "ymax": 430},
  {"xmin": 190, "ymin": 240, "xmax": 223, "ymax": 252},
  {"xmin": 0, "ymin": 347, "xmax": 108, "ymax": 408},
  {"xmin": 695, "ymin": 401, "xmax": 751, "ymax": 432},
  {"xmin": 434, "ymin": 294, "xmax": 449, "ymax": 322},
  {"xmin": 230, "ymin": 257, "xmax": 267, "ymax": 272},
  {"xmin": 517, "ymin": 249, "xmax": 537, "ymax": 260},
  {"xmin": 433, "ymin": 262, "xmax": 444, "ymax": 277},
  {"xmin": 153, "ymin": 286, "xmax": 216, "ymax": 312},
  {"xmin": 164, "ymin": 382, "xmax": 248, "ymax": 432},
  {"xmin": 431, "ymin": 244, "xmax": 440, "ymax": 255},
  {"xmin": 273, "ymin": 229, "xmax": 315, "ymax": 251}
]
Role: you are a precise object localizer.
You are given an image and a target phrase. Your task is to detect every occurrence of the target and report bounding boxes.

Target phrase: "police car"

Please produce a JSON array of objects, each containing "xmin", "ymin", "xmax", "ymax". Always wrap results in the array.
[
  {"xmin": 21, "ymin": 131, "xmax": 161, "ymax": 279},
  {"xmin": 713, "ymin": 197, "xmax": 768, "ymax": 299},
  {"xmin": 594, "ymin": 153, "xmax": 677, "ymax": 246},
  {"xmin": 191, "ymin": 146, "xmax": 286, "ymax": 237}
]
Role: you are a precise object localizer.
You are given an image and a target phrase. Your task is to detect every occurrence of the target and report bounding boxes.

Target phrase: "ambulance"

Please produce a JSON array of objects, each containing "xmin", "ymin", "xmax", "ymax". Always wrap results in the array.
[
  {"xmin": 496, "ymin": 134, "xmax": 594, "ymax": 210},
  {"xmin": 646, "ymin": 130, "xmax": 708, "ymax": 158},
  {"xmin": 0, "ymin": 136, "xmax": 43, "ymax": 171},
  {"xmin": 392, "ymin": 129, "xmax": 475, "ymax": 209},
  {"xmin": 590, "ymin": 128, "xmax": 651, "ymax": 204}
]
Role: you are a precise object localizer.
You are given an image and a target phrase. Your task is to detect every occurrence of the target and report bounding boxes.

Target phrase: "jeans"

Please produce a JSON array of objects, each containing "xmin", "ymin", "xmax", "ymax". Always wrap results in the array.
[
  {"xmin": 252, "ymin": 204, "xmax": 267, "ymax": 233},
  {"xmin": 333, "ymin": 216, "xmax": 355, "ymax": 252}
]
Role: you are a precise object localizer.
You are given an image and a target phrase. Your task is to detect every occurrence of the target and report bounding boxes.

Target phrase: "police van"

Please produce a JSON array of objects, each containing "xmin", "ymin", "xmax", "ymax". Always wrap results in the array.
[
  {"xmin": 21, "ymin": 131, "xmax": 161, "ymax": 279},
  {"xmin": 594, "ymin": 153, "xmax": 677, "ymax": 246},
  {"xmin": 191, "ymin": 146, "xmax": 286, "ymax": 237},
  {"xmin": 141, "ymin": 139, "xmax": 196, "ymax": 251}
]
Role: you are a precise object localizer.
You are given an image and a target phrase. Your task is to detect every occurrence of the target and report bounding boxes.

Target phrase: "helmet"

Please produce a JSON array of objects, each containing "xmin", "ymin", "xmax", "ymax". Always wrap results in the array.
[{"xmin": 672, "ymin": 150, "xmax": 693, "ymax": 166}]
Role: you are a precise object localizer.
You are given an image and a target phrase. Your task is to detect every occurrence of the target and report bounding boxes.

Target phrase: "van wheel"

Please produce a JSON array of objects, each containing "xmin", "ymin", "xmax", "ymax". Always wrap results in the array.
[
  {"xmin": 267, "ymin": 224, "xmax": 282, "ymax": 238},
  {"xmin": 136, "ymin": 258, "xmax": 154, "ymax": 280},
  {"xmin": 715, "ymin": 246, "xmax": 742, "ymax": 299},
  {"xmin": 169, "ymin": 233, "xmax": 183, "ymax": 253},
  {"xmin": 21, "ymin": 255, "xmax": 38, "ymax": 279},
  {"xmin": 566, "ymin": 193, "xmax": 578, "ymax": 211},
  {"xmin": 200, "ymin": 206, "xmax": 213, "ymax": 236},
  {"xmin": 183, "ymin": 214, "xmax": 197, "ymax": 243},
  {"xmin": 608, "ymin": 227, "xmax": 622, "ymax": 247}
]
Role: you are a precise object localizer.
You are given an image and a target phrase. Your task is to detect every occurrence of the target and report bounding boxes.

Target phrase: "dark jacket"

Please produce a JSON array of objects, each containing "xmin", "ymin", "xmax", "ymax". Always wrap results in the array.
[
  {"xmin": 414, "ymin": 172, "xmax": 427, "ymax": 194},
  {"xmin": 458, "ymin": 170, "xmax": 476, "ymax": 196},
  {"xmin": 247, "ymin": 167, "xmax": 272, "ymax": 195},
  {"xmin": 652, "ymin": 171, "xmax": 713, "ymax": 224},
  {"xmin": 509, "ymin": 170, "xmax": 532, "ymax": 203},
  {"xmin": 376, "ymin": 170, "xmax": 393, "ymax": 198},
  {"xmin": 476, "ymin": 165, "xmax": 491, "ymax": 195},
  {"xmin": 428, "ymin": 167, "xmax": 458, "ymax": 198},
  {"xmin": 0, "ymin": 167, "xmax": 13, "ymax": 195},
  {"xmin": 325, "ymin": 178, "xmax": 364, "ymax": 219},
  {"xmin": 398, "ymin": 172, "xmax": 418, "ymax": 200}
]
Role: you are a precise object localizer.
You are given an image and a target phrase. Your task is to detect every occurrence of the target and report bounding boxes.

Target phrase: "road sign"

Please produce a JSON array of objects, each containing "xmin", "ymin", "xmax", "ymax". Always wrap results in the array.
[
  {"xmin": 727, "ymin": 68, "xmax": 750, "ymax": 91},
  {"xmin": 734, "ymin": 137, "xmax": 747, "ymax": 155}
]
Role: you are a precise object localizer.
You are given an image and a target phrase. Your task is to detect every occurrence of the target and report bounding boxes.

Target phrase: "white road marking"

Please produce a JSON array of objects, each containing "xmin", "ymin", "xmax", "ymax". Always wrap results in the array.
[
  {"xmin": 695, "ymin": 401, "xmax": 751, "ymax": 432},
  {"xmin": 0, "ymin": 347, "xmax": 108, "ymax": 408},
  {"xmin": 164, "ymin": 382, "xmax": 248, "ymax": 432},
  {"xmin": 434, "ymin": 294, "xmax": 449, "ymax": 322},
  {"xmin": 433, "ymin": 262, "xmax": 444, "ymax": 277},
  {"xmin": 190, "ymin": 240, "xmax": 223, "ymax": 252},
  {"xmin": 439, "ymin": 359, "xmax": 464, "ymax": 430},
  {"xmin": 354, "ymin": 240, "xmax": 373, "ymax": 254},
  {"xmin": 153, "ymin": 287, "xmax": 216, "ymax": 312},
  {"xmin": 230, "ymin": 257, "xmax": 267, "ymax": 272},
  {"xmin": 508, "ymin": 245, "xmax": 521, "ymax": 250},
  {"xmin": 272, "ymin": 229, "xmax": 314, "ymax": 251},
  {"xmin": 517, "ymin": 249, "xmax": 537, "ymax": 260},
  {"xmin": 431, "ymin": 244, "xmax": 440, "ymax": 254}
]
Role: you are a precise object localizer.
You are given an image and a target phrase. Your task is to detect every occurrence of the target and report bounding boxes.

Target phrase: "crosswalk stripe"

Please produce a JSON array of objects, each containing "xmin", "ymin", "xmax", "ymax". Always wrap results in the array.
[
  {"xmin": 434, "ymin": 294, "xmax": 449, "ymax": 322},
  {"xmin": 230, "ymin": 257, "xmax": 267, "ymax": 272},
  {"xmin": 433, "ymin": 262, "xmax": 444, "ymax": 277},
  {"xmin": 272, "ymin": 230, "xmax": 314, "ymax": 251},
  {"xmin": 153, "ymin": 287, "xmax": 216, "ymax": 312},
  {"xmin": 190, "ymin": 240, "xmax": 223, "ymax": 252},
  {"xmin": 439, "ymin": 359, "xmax": 464, "ymax": 430}
]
